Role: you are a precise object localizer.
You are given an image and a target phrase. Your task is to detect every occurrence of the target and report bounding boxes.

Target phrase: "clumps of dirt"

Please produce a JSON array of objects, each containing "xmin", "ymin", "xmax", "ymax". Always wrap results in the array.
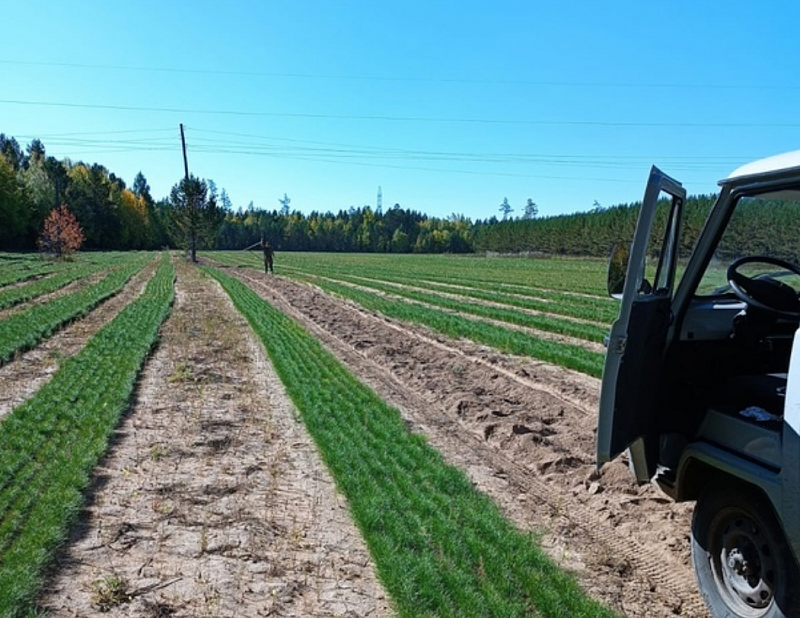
[
  {"xmin": 36, "ymin": 261, "xmax": 391, "ymax": 618},
  {"xmin": 235, "ymin": 272, "xmax": 707, "ymax": 618}
]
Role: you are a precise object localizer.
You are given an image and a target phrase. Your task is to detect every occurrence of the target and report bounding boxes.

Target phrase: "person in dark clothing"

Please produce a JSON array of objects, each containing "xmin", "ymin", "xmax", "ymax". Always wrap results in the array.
[
  {"xmin": 246, "ymin": 238, "xmax": 275, "ymax": 274},
  {"xmin": 261, "ymin": 240, "xmax": 274, "ymax": 274}
]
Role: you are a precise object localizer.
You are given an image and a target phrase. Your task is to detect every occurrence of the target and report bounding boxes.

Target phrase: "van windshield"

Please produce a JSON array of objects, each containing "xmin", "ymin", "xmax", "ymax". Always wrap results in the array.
[{"xmin": 696, "ymin": 193, "xmax": 800, "ymax": 296}]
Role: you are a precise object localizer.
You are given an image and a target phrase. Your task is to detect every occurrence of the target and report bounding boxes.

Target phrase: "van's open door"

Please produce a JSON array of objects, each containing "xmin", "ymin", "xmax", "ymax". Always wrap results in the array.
[{"xmin": 597, "ymin": 167, "xmax": 686, "ymax": 482}]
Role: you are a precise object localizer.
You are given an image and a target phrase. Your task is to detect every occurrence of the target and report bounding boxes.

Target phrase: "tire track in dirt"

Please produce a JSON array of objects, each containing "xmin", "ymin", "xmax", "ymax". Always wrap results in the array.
[
  {"xmin": 38, "ymin": 260, "xmax": 391, "ymax": 618},
  {"xmin": 0, "ymin": 259, "xmax": 159, "ymax": 420},
  {"xmin": 235, "ymin": 270, "xmax": 708, "ymax": 618}
]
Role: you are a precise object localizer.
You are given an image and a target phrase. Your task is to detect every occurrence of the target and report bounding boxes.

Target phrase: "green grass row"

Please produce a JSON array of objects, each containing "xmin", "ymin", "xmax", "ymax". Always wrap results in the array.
[
  {"xmin": 321, "ymin": 278, "xmax": 603, "ymax": 376},
  {"xmin": 0, "ymin": 260, "xmax": 62, "ymax": 288},
  {"xmin": 0, "ymin": 256, "xmax": 175, "ymax": 617},
  {"xmin": 279, "ymin": 251, "xmax": 609, "ymax": 295},
  {"xmin": 357, "ymin": 275, "xmax": 617, "ymax": 324},
  {"xmin": 210, "ymin": 251, "xmax": 605, "ymax": 373},
  {"xmin": 214, "ymin": 251, "xmax": 613, "ymax": 313},
  {"xmin": 279, "ymin": 264, "xmax": 617, "ymax": 324},
  {"xmin": 209, "ymin": 252, "xmax": 607, "ymax": 372},
  {"xmin": 0, "ymin": 254, "xmax": 152, "ymax": 364},
  {"xmin": 213, "ymin": 250, "xmax": 617, "ymax": 325},
  {"xmin": 387, "ymin": 276, "xmax": 617, "ymax": 324},
  {"xmin": 0, "ymin": 259, "xmax": 119, "ymax": 311},
  {"xmin": 207, "ymin": 266, "xmax": 616, "ymax": 618},
  {"xmin": 291, "ymin": 271, "xmax": 609, "ymax": 344},
  {"xmin": 266, "ymin": 253, "xmax": 617, "ymax": 324}
]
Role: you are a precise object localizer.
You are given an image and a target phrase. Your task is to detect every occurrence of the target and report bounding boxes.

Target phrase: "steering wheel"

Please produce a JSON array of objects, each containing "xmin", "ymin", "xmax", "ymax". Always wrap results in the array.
[{"xmin": 727, "ymin": 256, "xmax": 800, "ymax": 319}]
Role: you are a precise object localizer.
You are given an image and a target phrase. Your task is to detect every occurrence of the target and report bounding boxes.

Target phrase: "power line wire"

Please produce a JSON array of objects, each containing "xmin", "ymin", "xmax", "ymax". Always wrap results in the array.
[
  {"xmin": 11, "ymin": 126, "xmax": 744, "ymax": 181},
  {"xmin": 20, "ymin": 127, "xmax": 176, "ymax": 138},
  {"xmin": 1, "ymin": 58, "xmax": 796, "ymax": 91},
  {"xmin": 5, "ymin": 124, "xmax": 745, "ymax": 186},
  {"xmin": 1, "ymin": 97, "xmax": 798, "ymax": 128},
  {"xmin": 186, "ymin": 133, "xmax": 746, "ymax": 166},
  {"xmin": 21, "ymin": 123, "xmax": 751, "ymax": 167}
]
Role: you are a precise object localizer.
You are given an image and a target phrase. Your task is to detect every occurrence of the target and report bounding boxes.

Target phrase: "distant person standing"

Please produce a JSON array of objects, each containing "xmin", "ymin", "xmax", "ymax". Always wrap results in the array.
[
  {"xmin": 261, "ymin": 239, "xmax": 274, "ymax": 274},
  {"xmin": 245, "ymin": 237, "xmax": 275, "ymax": 274}
]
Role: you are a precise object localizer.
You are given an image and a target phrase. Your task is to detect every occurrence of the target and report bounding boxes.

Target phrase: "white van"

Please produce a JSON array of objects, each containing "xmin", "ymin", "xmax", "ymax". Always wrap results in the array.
[{"xmin": 598, "ymin": 151, "xmax": 800, "ymax": 618}]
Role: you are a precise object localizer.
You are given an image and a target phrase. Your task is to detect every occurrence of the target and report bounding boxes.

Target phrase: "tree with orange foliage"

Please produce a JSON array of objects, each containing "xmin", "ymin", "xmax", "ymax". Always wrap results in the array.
[{"xmin": 38, "ymin": 204, "xmax": 84, "ymax": 258}]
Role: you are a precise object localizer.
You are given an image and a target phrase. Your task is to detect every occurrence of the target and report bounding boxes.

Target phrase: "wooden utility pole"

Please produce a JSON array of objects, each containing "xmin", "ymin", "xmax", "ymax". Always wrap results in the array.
[
  {"xmin": 180, "ymin": 123, "xmax": 189, "ymax": 180},
  {"xmin": 179, "ymin": 123, "xmax": 197, "ymax": 261}
]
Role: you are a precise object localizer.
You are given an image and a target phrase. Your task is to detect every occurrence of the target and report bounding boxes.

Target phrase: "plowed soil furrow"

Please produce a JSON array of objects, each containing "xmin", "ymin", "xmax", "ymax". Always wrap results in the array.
[
  {"xmin": 0, "ymin": 272, "xmax": 54, "ymax": 293},
  {"xmin": 0, "ymin": 268, "xmax": 111, "ymax": 322},
  {"xmin": 346, "ymin": 273, "xmax": 612, "ymax": 327},
  {"xmin": 302, "ymin": 273, "xmax": 605, "ymax": 353},
  {"xmin": 37, "ymin": 260, "xmax": 391, "ymax": 618},
  {"xmin": 491, "ymin": 280, "xmax": 609, "ymax": 300},
  {"xmin": 234, "ymin": 269, "xmax": 708, "ymax": 618},
  {"xmin": 299, "ymin": 269, "xmax": 609, "ymax": 330},
  {"xmin": 0, "ymin": 260, "xmax": 158, "ymax": 420}
]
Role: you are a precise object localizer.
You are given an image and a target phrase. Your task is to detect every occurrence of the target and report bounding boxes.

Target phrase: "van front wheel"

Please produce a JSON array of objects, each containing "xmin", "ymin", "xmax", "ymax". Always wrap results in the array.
[{"xmin": 691, "ymin": 485, "xmax": 800, "ymax": 618}]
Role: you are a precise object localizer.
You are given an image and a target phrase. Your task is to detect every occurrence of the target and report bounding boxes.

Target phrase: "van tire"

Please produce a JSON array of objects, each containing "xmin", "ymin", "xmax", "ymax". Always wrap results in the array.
[{"xmin": 691, "ymin": 484, "xmax": 800, "ymax": 618}]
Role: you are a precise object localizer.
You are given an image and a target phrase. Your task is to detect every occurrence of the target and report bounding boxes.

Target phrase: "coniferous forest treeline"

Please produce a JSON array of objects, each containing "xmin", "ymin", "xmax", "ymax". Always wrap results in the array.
[{"xmin": 1, "ymin": 133, "xmax": 790, "ymax": 260}]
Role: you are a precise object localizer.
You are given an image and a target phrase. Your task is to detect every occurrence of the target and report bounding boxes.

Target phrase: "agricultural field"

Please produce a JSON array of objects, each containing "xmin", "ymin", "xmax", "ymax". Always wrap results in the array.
[{"xmin": 0, "ymin": 251, "xmax": 708, "ymax": 617}]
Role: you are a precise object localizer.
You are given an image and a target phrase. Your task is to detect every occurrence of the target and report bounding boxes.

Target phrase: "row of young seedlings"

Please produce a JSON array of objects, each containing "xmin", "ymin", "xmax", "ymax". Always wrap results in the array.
[
  {"xmin": 0, "ymin": 255, "xmax": 175, "ymax": 618},
  {"xmin": 298, "ymin": 272, "xmax": 608, "ymax": 342},
  {"xmin": 207, "ymin": 266, "xmax": 617, "ymax": 618},
  {"xmin": 286, "ymin": 266, "xmax": 616, "ymax": 325},
  {"xmin": 274, "ymin": 254, "xmax": 617, "ymax": 324},
  {"xmin": 0, "ymin": 255, "xmax": 132, "ymax": 311},
  {"xmin": 377, "ymin": 275, "xmax": 618, "ymax": 324},
  {"xmin": 327, "ymin": 278, "xmax": 604, "ymax": 377},
  {"xmin": 208, "ymin": 252, "xmax": 605, "ymax": 376},
  {"xmin": 0, "ymin": 260, "xmax": 62, "ymax": 288},
  {"xmin": 271, "ymin": 250, "xmax": 611, "ymax": 296},
  {"xmin": 0, "ymin": 253, "xmax": 153, "ymax": 364}
]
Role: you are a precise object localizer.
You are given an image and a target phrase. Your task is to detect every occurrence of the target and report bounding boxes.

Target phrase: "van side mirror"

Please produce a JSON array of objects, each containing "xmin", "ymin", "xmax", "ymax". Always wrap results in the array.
[{"xmin": 607, "ymin": 243, "xmax": 629, "ymax": 299}]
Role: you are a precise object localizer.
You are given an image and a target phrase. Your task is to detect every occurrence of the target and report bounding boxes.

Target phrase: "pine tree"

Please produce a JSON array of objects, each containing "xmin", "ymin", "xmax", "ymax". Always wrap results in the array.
[
  {"xmin": 523, "ymin": 198, "xmax": 538, "ymax": 220},
  {"xmin": 499, "ymin": 197, "xmax": 513, "ymax": 220},
  {"xmin": 168, "ymin": 175, "xmax": 223, "ymax": 261}
]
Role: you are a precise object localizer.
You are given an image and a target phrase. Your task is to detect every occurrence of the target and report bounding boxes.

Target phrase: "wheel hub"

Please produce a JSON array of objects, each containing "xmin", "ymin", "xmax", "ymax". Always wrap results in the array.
[
  {"xmin": 718, "ymin": 519, "xmax": 776, "ymax": 611},
  {"xmin": 728, "ymin": 548, "xmax": 751, "ymax": 577}
]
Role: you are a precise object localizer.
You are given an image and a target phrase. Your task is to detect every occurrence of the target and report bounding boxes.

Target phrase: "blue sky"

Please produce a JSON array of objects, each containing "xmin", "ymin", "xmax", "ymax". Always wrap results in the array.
[{"xmin": 2, "ymin": 1, "xmax": 799, "ymax": 221}]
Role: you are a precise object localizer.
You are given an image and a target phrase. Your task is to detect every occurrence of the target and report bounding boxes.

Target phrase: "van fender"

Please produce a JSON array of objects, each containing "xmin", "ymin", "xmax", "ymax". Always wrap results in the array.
[{"xmin": 674, "ymin": 441, "xmax": 800, "ymax": 566}]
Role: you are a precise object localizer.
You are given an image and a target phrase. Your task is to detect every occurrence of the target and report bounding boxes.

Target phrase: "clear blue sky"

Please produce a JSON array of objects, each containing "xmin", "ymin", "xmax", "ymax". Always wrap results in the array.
[{"xmin": 2, "ymin": 1, "xmax": 799, "ymax": 221}]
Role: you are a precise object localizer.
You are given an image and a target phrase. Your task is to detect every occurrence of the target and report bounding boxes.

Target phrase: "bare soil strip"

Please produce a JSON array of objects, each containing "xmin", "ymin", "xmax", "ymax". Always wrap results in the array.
[
  {"xmin": 314, "ymin": 270, "xmax": 608, "ymax": 329},
  {"xmin": 0, "ymin": 271, "xmax": 55, "ymax": 294},
  {"xmin": 234, "ymin": 270, "xmax": 708, "ymax": 618},
  {"xmin": 348, "ymin": 273, "xmax": 611, "ymax": 330},
  {"xmin": 0, "ymin": 261, "xmax": 157, "ymax": 420},
  {"xmin": 416, "ymin": 278, "xmax": 556, "ymax": 303},
  {"xmin": 306, "ymin": 273, "xmax": 605, "ymax": 354},
  {"xmin": 0, "ymin": 268, "xmax": 112, "ymax": 322},
  {"xmin": 491, "ymin": 280, "xmax": 609, "ymax": 300},
  {"xmin": 37, "ymin": 260, "xmax": 391, "ymax": 618}
]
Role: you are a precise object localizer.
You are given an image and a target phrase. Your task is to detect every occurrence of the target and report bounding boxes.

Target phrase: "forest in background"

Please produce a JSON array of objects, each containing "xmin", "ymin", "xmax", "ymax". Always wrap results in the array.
[{"xmin": 0, "ymin": 132, "xmax": 771, "ymax": 259}]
